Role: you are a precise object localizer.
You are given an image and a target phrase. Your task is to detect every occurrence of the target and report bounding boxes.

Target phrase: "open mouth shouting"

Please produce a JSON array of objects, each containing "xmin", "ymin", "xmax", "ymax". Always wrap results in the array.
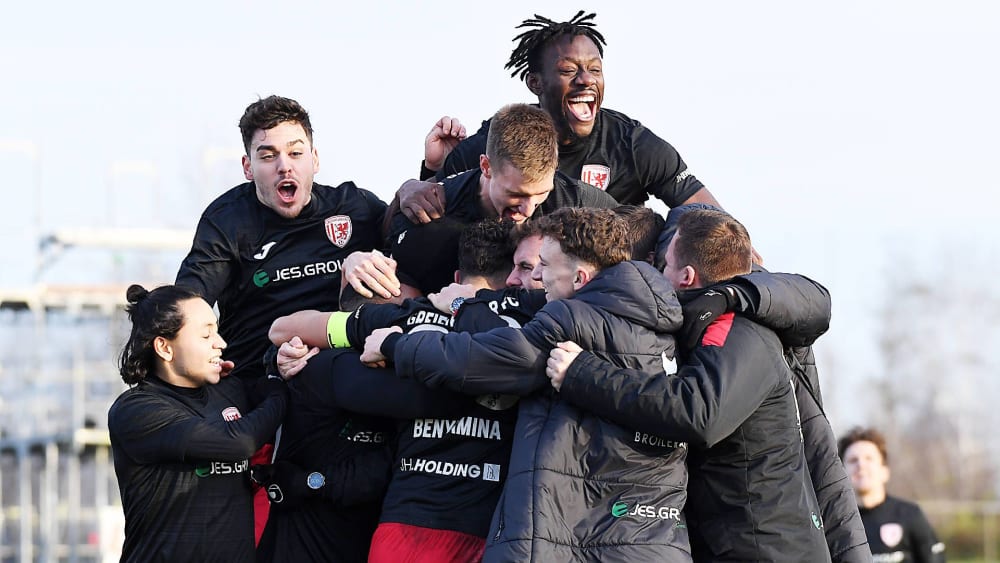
[
  {"xmin": 567, "ymin": 91, "xmax": 598, "ymax": 123},
  {"xmin": 276, "ymin": 179, "xmax": 299, "ymax": 204}
]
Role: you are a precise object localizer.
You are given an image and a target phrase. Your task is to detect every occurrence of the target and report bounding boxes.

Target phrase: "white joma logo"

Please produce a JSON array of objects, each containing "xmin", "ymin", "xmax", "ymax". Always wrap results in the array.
[{"xmin": 254, "ymin": 242, "xmax": 277, "ymax": 260}]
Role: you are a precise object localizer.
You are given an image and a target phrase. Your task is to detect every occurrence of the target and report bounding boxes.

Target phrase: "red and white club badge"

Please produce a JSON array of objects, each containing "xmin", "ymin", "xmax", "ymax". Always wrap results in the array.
[
  {"xmin": 580, "ymin": 164, "xmax": 611, "ymax": 190},
  {"xmin": 221, "ymin": 407, "xmax": 242, "ymax": 422},
  {"xmin": 880, "ymin": 522, "xmax": 903, "ymax": 548},
  {"xmin": 325, "ymin": 215, "xmax": 353, "ymax": 248}
]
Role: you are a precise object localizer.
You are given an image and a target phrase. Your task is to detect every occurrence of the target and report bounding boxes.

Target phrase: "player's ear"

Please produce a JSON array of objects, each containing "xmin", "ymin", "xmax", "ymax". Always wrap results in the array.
[
  {"xmin": 526, "ymin": 72, "xmax": 543, "ymax": 96},
  {"xmin": 480, "ymin": 154, "xmax": 491, "ymax": 179},
  {"xmin": 242, "ymin": 154, "xmax": 253, "ymax": 181},
  {"xmin": 153, "ymin": 336, "xmax": 173, "ymax": 362},
  {"xmin": 679, "ymin": 265, "xmax": 697, "ymax": 289},
  {"xmin": 573, "ymin": 267, "xmax": 592, "ymax": 291}
]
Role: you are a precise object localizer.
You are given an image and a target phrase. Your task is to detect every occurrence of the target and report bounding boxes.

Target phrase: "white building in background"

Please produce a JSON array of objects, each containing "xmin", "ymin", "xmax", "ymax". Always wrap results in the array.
[{"xmin": 0, "ymin": 228, "xmax": 190, "ymax": 562}]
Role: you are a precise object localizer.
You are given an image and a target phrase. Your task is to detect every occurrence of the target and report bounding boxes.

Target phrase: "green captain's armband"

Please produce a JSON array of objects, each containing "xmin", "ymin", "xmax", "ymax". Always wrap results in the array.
[{"xmin": 326, "ymin": 311, "xmax": 352, "ymax": 349}]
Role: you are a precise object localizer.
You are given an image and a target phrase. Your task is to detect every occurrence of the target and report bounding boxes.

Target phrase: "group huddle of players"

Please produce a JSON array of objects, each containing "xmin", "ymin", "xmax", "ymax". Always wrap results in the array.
[{"xmin": 106, "ymin": 10, "xmax": 944, "ymax": 563}]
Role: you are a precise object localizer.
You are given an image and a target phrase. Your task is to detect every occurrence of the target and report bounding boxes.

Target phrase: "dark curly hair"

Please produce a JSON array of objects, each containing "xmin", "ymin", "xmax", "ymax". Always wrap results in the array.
[
  {"xmin": 505, "ymin": 11, "xmax": 607, "ymax": 80},
  {"xmin": 838, "ymin": 426, "xmax": 890, "ymax": 465},
  {"xmin": 118, "ymin": 284, "xmax": 202, "ymax": 385},
  {"xmin": 536, "ymin": 207, "xmax": 630, "ymax": 269},
  {"xmin": 458, "ymin": 220, "xmax": 516, "ymax": 287}
]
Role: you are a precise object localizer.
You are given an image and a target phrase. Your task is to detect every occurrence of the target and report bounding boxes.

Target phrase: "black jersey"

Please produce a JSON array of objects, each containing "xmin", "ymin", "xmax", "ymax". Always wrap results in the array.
[
  {"xmin": 108, "ymin": 376, "xmax": 287, "ymax": 562},
  {"xmin": 343, "ymin": 297, "xmax": 531, "ymax": 538},
  {"xmin": 860, "ymin": 496, "xmax": 945, "ymax": 563},
  {"xmin": 176, "ymin": 181, "xmax": 387, "ymax": 382},
  {"xmin": 385, "ymin": 169, "xmax": 616, "ymax": 292},
  {"xmin": 256, "ymin": 346, "xmax": 396, "ymax": 563},
  {"xmin": 437, "ymin": 107, "xmax": 704, "ymax": 206}
]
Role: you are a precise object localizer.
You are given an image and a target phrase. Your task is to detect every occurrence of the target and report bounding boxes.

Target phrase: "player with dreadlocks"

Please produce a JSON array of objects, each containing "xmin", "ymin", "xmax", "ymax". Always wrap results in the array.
[{"xmin": 397, "ymin": 10, "xmax": 723, "ymax": 221}]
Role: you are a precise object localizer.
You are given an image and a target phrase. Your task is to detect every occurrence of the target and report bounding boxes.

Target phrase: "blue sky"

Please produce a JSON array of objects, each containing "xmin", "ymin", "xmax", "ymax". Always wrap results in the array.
[{"xmin": 2, "ymin": 0, "xmax": 998, "ymax": 427}]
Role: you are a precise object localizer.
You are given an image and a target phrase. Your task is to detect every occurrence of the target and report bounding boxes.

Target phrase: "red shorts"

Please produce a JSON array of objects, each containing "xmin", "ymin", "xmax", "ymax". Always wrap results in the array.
[{"xmin": 368, "ymin": 522, "xmax": 485, "ymax": 563}]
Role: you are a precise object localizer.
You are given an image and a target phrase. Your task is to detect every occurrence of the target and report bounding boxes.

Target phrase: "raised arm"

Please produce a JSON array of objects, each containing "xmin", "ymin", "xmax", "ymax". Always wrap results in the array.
[{"xmin": 175, "ymin": 216, "xmax": 234, "ymax": 305}]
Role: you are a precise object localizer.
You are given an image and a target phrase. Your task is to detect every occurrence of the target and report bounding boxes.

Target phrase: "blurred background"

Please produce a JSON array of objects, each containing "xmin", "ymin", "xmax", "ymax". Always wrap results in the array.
[{"xmin": 1, "ymin": 1, "xmax": 997, "ymax": 560}]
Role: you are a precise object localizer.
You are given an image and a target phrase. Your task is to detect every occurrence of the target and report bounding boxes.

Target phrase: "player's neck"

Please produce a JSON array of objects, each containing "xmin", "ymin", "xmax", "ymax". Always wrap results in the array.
[
  {"xmin": 477, "ymin": 175, "xmax": 500, "ymax": 220},
  {"xmin": 857, "ymin": 488, "xmax": 886, "ymax": 509}
]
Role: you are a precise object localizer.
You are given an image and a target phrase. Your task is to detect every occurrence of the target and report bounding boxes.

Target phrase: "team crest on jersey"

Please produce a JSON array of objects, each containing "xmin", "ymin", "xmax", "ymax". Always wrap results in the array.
[
  {"xmin": 581, "ymin": 164, "xmax": 611, "ymax": 190},
  {"xmin": 325, "ymin": 215, "xmax": 352, "ymax": 248},
  {"xmin": 221, "ymin": 406, "xmax": 242, "ymax": 421},
  {"xmin": 880, "ymin": 522, "xmax": 903, "ymax": 548}
]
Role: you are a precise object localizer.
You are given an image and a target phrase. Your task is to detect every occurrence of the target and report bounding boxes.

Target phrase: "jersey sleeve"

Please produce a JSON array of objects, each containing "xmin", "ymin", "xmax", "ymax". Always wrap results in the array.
[
  {"xmin": 345, "ymin": 302, "xmax": 415, "ymax": 348},
  {"xmin": 908, "ymin": 504, "xmax": 946, "ymax": 563},
  {"xmin": 322, "ymin": 349, "xmax": 466, "ymax": 419},
  {"xmin": 390, "ymin": 314, "xmax": 562, "ymax": 396},
  {"xmin": 573, "ymin": 179, "xmax": 620, "ymax": 208},
  {"xmin": 108, "ymin": 382, "xmax": 287, "ymax": 464},
  {"xmin": 631, "ymin": 125, "xmax": 705, "ymax": 207},
  {"xmin": 175, "ymin": 215, "xmax": 236, "ymax": 305}
]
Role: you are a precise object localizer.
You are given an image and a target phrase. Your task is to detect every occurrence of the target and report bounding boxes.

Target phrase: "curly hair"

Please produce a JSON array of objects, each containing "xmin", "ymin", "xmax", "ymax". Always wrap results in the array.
[
  {"xmin": 459, "ymin": 220, "xmax": 516, "ymax": 287},
  {"xmin": 838, "ymin": 426, "xmax": 890, "ymax": 465},
  {"xmin": 118, "ymin": 284, "xmax": 202, "ymax": 385},
  {"xmin": 238, "ymin": 95, "xmax": 314, "ymax": 154},
  {"xmin": 505, "ymin": 11, "xmax": 607, "ymax": 80},
  {"xmin": 536, "ymin": 207, "xmax": 630, "ymax": 269}
]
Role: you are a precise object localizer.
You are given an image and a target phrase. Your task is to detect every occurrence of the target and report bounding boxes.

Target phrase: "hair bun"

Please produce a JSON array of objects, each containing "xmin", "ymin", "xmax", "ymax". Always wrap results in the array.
[{"xmin": 126, "ymin": 284, "xmax": 149, "ymax": 304}]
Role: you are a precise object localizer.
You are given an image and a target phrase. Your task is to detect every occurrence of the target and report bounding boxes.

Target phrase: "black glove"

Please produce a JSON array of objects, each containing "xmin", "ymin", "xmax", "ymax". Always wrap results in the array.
[
  {"xmin": 677, "ymin": 286, "xmax": 740, "ymax": 354},
  {"xmin": 262, "ymin": 344, "xmax": 281, "ymax": 377},
  {"xmin": 251, "ymin": 461, "xmax": 323, "ymax": 511}
]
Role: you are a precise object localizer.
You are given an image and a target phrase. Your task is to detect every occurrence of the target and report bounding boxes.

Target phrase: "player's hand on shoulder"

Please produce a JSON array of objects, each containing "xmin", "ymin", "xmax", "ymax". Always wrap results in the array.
[
  {"xmin": 428, "ymin": 282, "xmax": 478, "ymax": 314},
  {"xmin": 343, "ymin": 249, "xmax": 401, "ymax": 300},
  {"xmin": 398, "ymin": 179, "xmax": 446, "ymax": 224},
  {"xmin": 360, "ymin": 326, "xmax": 403, "ymax": 368}
]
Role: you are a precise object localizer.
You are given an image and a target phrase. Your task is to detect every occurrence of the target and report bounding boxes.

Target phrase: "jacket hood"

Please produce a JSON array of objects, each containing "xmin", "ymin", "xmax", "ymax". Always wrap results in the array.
[{"xmin": 574, "ymin": 260, "xmax": 682, "ymax": 333}]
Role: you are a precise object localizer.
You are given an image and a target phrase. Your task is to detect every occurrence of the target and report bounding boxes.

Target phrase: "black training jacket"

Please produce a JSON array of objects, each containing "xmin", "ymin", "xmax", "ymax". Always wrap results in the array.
[
  {"xmin": 109, "ymin": 376, "xmax": 286, "ymax": 562},
  {"xmin": 736, "ymin": 271, "xmax": 871, "ymax": 562}
]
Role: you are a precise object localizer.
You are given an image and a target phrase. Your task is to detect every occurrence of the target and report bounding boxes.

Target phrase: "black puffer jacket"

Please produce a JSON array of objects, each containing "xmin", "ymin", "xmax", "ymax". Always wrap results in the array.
[
  {"xmin": 735, "ymin": 272, "xmax": 870, "ymax": 562},
  {"xmin": 561, "ymin": 279, "xmax": 832, "ymax": 562},
  {"xmin": 389, "ymin": 261, "xmax": 692, "ymax": 562}
]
